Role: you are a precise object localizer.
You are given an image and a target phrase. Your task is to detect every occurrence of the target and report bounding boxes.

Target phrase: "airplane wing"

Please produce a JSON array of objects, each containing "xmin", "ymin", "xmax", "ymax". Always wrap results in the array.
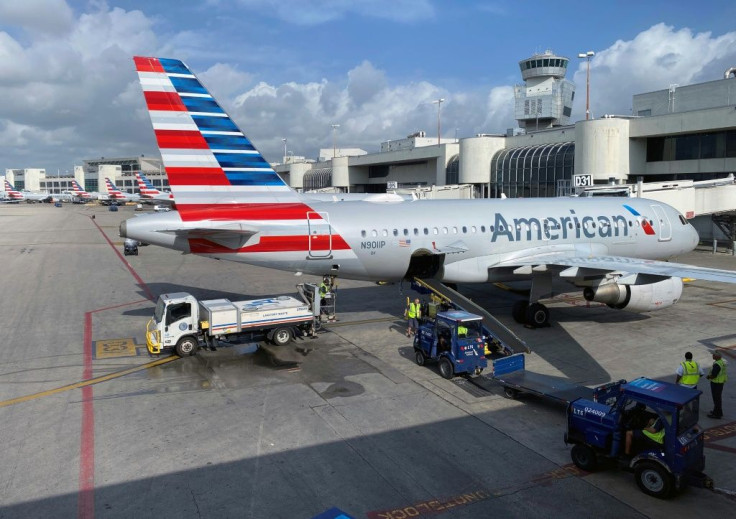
[
  {"xmin": 495, "ymin": 253, "xmax": 736, "ymax": 284},
  {"xmin": 158, "ymin": 223, "xmax": 260, "ymax": 250}
]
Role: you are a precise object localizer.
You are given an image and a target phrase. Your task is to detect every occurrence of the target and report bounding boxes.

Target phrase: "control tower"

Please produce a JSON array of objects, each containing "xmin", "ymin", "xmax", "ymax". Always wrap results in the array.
[{"xmin": 514, "ymin": 50, "xmax": 575, "ymax": 130}]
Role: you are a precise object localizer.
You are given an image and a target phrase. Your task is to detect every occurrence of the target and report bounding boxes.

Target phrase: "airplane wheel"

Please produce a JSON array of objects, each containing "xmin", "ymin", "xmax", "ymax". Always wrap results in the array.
[
  {"xmin": 525, "ymin": 303, "xmax": 549, "ymax": 328},
  {"xmin": 415, "ymin": 350, "xmax": 426, "ymax": 366},
  {"xmin": 571, "ymin": 444, "xmax": 598, "ymax": 472},
  {"xmin": 512, "ymin": 300, "xmax": 528, "ymax": 324},
  {"xmin": 634, "ymin": 461, "xmax": 673, "ymax": 499},
  {"xmin": 438, "ymin": 358, "xmax": 454, "ymax": 379},
  {"xmin": 175, "ymin": 336, "xmax": 198, "ymax": 357}
]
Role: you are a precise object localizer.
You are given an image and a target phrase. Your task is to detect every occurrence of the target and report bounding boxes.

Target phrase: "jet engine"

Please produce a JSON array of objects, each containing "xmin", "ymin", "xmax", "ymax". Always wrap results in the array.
[{"xmin": 583, "ymin": 277, "xmax": 683, "ymax": 312}]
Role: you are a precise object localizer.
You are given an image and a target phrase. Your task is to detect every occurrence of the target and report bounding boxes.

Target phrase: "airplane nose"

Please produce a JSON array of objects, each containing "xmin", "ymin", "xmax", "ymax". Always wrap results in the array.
[{"xmin": 119, "ymin": 220, "xmax": 127, "ymax": 238}]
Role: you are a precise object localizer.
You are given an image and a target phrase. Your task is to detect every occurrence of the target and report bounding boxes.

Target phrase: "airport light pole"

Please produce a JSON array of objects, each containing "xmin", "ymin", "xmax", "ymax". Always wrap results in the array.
[
  {"xmin": 331, "ymin": 124, "xmax": 340, "ymax": 158},
  {"xmin": 282, "ymin": 138, "xmax": 287, "ymax": 163},
  {"xmin": 432, "ymin": 98, "xmax": 445, "ymax": 146},
  {"xmin": 578, "ymin": 51, "xmax": 594, "ymax": 120}
]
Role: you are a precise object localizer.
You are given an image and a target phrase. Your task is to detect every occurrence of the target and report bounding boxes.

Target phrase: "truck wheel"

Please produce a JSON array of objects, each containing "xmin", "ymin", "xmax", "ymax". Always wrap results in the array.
[
  {"xmin": 415, "ymin": 350, "xmax": 426, "ymax": 366},
  {"xmin": 570, "ymin": 444, "xmax": 598, "ymax": 472},
  {"xmin": 439, "ymin": 358, "xmax": 454, "ymax": 379},
  {"xmin": 271, "ymin": 327, "xmax": 292, "ymax": 346},
  {"xmin": 634, "ymin": 461, "xmax": 673, "ymax": 498},
  {"xmin": 175, "ymin": 337, "xmax": 198, "ymax": 357}
]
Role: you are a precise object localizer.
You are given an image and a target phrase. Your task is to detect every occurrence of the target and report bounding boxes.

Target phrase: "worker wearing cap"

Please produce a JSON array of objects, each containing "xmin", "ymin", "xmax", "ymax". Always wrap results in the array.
[
  {"xmin": 675, "ymin": 351, "xmax": 704, "ymax": 389},
  {"xmin": 706, "ymin": 352, "xmax": 728, "ymax": 419}
]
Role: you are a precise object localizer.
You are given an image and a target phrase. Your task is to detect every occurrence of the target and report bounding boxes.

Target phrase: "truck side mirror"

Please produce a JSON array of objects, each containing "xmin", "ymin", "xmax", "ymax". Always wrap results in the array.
[{"xmin": 165, "ymin": 326, "xmax": 168, "ymax": 332}]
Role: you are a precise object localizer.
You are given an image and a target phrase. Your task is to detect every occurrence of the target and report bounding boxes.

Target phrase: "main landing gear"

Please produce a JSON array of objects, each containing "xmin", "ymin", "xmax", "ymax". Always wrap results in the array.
[{"xmin": 512, "ymin": 300, "xmax": 550, "ymax": 328}]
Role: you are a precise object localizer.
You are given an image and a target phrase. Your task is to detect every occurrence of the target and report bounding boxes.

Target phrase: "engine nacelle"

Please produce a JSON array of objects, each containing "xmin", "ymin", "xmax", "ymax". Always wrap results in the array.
[{"xmin": 583, "ymin": 277, "xmax": 683, "ymax": 312}]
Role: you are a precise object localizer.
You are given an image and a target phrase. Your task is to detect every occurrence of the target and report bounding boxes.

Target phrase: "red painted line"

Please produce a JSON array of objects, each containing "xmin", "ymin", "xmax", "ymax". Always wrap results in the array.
[
  {"xmin": 90, "ymin": 216, "xmax": 155, "ymax": 302},
  {"xmin": 76, "ymin": 218, "xmax": 157, "ymax": 517}
]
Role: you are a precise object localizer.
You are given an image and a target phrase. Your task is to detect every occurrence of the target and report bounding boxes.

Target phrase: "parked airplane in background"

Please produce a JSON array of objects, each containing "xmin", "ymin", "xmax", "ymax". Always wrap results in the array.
[
  {"xmin": 3, "ymin": 180, "xmax": 25, "ymax": 202},
  {"xmin": 70, "ymin": 180, "xmax": 92, "ymax": 199},
  {"xmin": 104, "ymin": 178, "xmax": 140, "ymax": 203},
  {"xmin": 135, "ymin": 172, "xmax": 174, "ymax": 204},
  {"xmin": 121, "ymin": 56, "xmax": 736, "ymax": 327}
]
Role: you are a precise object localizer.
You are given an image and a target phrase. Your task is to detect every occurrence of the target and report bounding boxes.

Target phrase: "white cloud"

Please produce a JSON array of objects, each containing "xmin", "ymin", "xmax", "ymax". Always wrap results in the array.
[
  {"xmin": 0, "ymin": 0, "xmax": 74, "ymax": 35},
  {"xmin": 571, "ymin": 23, "xmax": 736, "ymax": 118}
]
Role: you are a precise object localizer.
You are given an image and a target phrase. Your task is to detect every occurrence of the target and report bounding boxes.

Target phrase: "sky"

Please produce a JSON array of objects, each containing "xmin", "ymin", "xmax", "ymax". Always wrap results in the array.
[{"xmin": 1, "ymin": 0, "xmax": 736, "ymax": 176}]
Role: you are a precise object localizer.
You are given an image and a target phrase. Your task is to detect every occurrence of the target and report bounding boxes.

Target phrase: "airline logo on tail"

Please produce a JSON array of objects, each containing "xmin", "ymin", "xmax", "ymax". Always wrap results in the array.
[
  {"xmin": 71, "ymin": 180, "xmax": 91, "ymax": 198},
  {"xmin": 133, "ymin": 56, "xmax": 306, "ymax": 219},
  {"xmin": 135, "ymin": 171, "xmax": 173, "ymax": 199},
  {"xmin": 4, "ymin": 180, "xmax": 24, "ymax": 200},
  {"xmin": 104, "ymin": 178, "xmax": 126, "ymax": 199},
  {"xmin": 133, "ymin": 56, "xmax": 347, "ymax": 256}
]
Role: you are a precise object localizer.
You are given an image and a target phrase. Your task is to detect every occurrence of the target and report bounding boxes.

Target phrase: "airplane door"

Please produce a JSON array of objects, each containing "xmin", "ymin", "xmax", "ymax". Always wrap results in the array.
[
  {"xmin": 650, "ymin": 205, "xmax": 672, "ymax": 242},
  {"xmin": 307, "ymin": 211, "xmax": 333, "ymax": 258}
]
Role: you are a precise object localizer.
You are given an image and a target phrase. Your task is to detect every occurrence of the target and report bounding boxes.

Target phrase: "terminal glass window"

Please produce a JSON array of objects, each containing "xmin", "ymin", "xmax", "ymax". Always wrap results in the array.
[
  {"xmin": 490, "ymin": 142, "xmax": 575, "ymax": 198},
  {"xmin": 647, "ymin": 130, "xmax": 736, "ymax": 163}
]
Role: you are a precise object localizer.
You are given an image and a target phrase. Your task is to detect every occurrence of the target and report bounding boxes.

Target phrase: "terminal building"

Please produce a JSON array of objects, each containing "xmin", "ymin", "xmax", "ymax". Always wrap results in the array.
[{"xmin": 5, "ymin": 156, "xmax": 165, "ymax": 195}]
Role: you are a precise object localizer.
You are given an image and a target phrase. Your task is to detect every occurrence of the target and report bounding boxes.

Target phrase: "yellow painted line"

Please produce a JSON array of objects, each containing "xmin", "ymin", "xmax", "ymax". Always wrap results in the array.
[{"xmin": 0, "ymin": 355, "xmax": 179, "ymax": 408}]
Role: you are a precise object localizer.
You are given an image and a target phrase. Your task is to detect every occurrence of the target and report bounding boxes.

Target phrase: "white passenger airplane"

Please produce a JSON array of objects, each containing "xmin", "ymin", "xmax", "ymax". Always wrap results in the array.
[
  {"xmin": 105, "ymin": 178, "xmax": 140, "ymax": 203},
  {"xmin": 135, "ymin": 171, "xmax": 175, "ymax": 204},
  {"xmin": 120, "ymin": 56, "xmax": 736, "ymax": 327}
]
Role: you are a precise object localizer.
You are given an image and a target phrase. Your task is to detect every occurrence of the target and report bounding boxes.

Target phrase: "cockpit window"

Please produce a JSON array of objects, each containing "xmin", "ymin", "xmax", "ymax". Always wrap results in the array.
[{"xmin": 679, "ymin": 215, "xmax": 688, "ymax": 225}]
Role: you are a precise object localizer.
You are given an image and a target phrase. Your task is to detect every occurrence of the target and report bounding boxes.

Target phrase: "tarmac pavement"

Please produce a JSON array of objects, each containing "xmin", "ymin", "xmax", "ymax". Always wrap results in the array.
[{"xmin": 1, "ymin": 202, "xmax": 735, "ymax": 518}]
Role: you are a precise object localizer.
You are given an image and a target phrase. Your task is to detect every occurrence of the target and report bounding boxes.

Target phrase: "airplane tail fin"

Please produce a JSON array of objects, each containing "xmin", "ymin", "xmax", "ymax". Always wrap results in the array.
[
  {"xmin": 133, "ymin": 56, "xmax": 297, "ymax": 219},
  {"xmin": 135, "ymin": 172, "xmax": 161, "ymax": 196}
]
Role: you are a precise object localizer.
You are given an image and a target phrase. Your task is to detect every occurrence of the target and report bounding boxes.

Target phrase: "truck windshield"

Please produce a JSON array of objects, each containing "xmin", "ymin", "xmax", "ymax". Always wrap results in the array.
[
  {"xmin": 678, "ymin": 399, "xmax": 699, "ymax": 434},
  {"xmin": 458, "ymin": 320, "xmax": 482, "ymax": 339},
  {"xmin": 154, "ymin": 298, "xmax": 165, "ymax": 324}
]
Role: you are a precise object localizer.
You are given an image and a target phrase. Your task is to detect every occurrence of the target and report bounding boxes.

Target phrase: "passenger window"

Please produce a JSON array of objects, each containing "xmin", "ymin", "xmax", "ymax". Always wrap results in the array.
[
  {"xmin": 471, "ymin": 226, "xmax": 476, "ymax": 233},
  {"xmin": 462, "ymin": 226, "xmax": 467, "ymax": 233},
  {"xmin": 433, "ymin": 227, "xmax": 438, "ymax": 235},
  {"xmin": 481, "ymin": 226, "xmax": 486, "ymax": 232},
  {"xmin": 371, "ymin": 229, "xmax": 378, "ymax": 237},
  {"xmin": 361, "ymin": 230, "xmax": 366, "ymax": 238},
  {"xmin": 393, "ymin": 229, "xmax": 398, "ymax": 236},
  {"xmin": 423, "ymin": 228, "xmax": 429, "ymax": 235},
  {"xmin": 382, "ymin": 229, "xmax": 388, "ymax": 237},
  {"xmin": 413, "ymin": 228, "xmax": 419, "ymax": 235},
  {"xmin": 452, "ymin": 227, "xmax": 458, "ymax": 234},
  {"xmin": 442, "ymin": 227, "xmax": 448, "ymax": 234}
]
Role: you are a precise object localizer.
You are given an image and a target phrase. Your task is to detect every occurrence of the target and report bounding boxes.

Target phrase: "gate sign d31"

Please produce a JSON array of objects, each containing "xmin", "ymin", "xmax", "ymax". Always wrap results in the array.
[{"xmin": 573, "ymin": 174, "xmax": 593, "ymax": 188}]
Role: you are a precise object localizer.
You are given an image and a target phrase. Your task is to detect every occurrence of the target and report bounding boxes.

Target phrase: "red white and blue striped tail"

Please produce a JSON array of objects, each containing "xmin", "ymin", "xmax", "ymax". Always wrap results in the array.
[
  {"xmin": 136, "ymin": 171, "xmax": 161, "ymax": 196},
  {"xmin": 133, "ymin": 56, "xmax": 298, "ymax": 219},
  {"xmin": 71, "ymin": 180, "xmax": 90, "ymax": 198}
]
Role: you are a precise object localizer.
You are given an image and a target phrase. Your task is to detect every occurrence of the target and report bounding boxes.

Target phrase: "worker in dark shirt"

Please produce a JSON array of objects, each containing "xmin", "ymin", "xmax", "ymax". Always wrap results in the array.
[{"xmin": 706, "ymin": 352, "xmax": 728, "ymax": 419}]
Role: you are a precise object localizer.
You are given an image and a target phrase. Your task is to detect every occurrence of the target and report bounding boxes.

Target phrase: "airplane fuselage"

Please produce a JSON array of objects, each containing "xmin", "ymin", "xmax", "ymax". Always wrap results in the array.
[{"xmin": 121, "ymin": 197, "xmax": 699, "ymax": 283}]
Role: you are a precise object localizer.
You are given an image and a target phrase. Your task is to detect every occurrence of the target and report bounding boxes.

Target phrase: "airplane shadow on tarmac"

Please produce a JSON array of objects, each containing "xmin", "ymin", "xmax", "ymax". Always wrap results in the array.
[{"xmin": 125, "ymin": 280, "xmax": 648, "ymax": 388}]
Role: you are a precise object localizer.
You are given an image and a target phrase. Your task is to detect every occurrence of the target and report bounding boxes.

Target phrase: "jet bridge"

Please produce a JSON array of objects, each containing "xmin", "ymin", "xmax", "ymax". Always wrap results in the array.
[{"xmin": 412, "ymin": 277, "xmax": 531, "ymax": 354}]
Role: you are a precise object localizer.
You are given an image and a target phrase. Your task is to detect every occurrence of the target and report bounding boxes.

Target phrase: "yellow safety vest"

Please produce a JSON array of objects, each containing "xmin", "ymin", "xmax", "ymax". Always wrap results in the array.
[
  {"xmin": 407, "ymin": 302, "xmax": 420, "ymax": 319},
  {"xmin": 680, "ymin": 361, "xmax": 700, "ymax": 386},
  {"xmin": 457, "ymin": 325, "xmax": 468, "ymax": 336},
  {"xmin": 642, "ymin": 423, "xmax": 665, "ymax": 444},
  {"xmin": 711, "ymin": 359, "xmax": 728, "ymax": 384}
]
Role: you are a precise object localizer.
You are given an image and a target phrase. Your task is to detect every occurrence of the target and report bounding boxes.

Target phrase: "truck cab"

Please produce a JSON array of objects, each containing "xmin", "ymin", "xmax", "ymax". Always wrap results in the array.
[
  {"xmin": 147, "ymin": 293, "xmax": 200, "ymax": 356},
  {"xmin": 565, "ymin": 377, "xmax": 710, "ymax": 498},
  {"xmin": 413, "ymin": 310, "xmax": 487, "ymax": 378}
]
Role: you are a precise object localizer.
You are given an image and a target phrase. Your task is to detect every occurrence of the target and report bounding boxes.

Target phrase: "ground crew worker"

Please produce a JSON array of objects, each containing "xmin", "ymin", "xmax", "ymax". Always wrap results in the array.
[
  {"xmin": 406, "ymin": 298, "xmax": 421, "ymax": 337},
  {"xmin": 625, "ymin": 416, "xmax": 664, "ymax": 455},
  {"xmin": 457, "ymin": 324, "xmax": 468, "ymax": 337},
  {"xmin": 706, "ymin": 352, "xmax": 728, "ymax": 419},
  {"xmin": 675, "ymin": 351, "xmax": 704, "ymax": 389}
]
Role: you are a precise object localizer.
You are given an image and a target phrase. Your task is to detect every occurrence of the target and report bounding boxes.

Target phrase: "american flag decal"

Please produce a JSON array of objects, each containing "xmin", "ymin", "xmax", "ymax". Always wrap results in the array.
[{"xmin": 399, "ymin": 239, "xmax": 411, "ymax": 247}]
